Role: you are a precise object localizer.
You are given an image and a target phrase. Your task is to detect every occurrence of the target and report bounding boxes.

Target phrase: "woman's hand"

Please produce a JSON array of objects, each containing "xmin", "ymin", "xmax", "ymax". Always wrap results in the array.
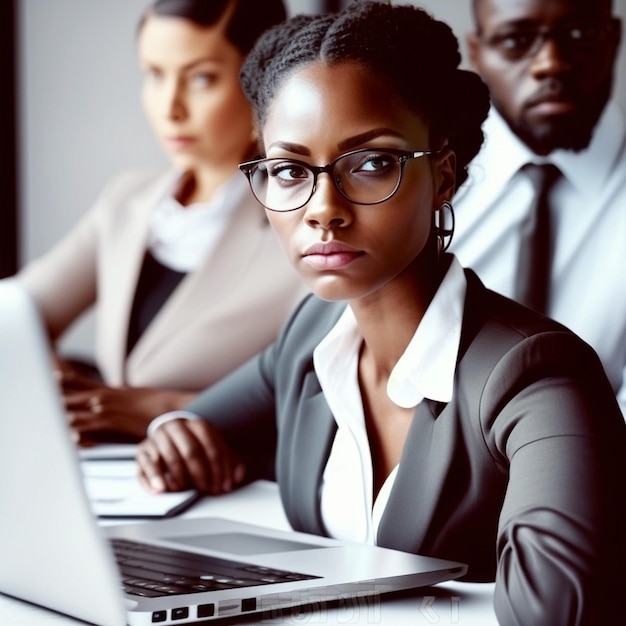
[
  {"xmin": 54, "ymin": 359, "xmax": 195, "ymax": 444},
  {"xmin": 136, "ymin": 418, "xmax": 246, "ymax": 495}
]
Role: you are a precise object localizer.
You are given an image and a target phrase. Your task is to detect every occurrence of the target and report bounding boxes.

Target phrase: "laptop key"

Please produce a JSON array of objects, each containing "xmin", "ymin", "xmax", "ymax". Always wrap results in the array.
[{"xmin": 124, "ymin": 587, "xmax": 163, "ymax": 598}]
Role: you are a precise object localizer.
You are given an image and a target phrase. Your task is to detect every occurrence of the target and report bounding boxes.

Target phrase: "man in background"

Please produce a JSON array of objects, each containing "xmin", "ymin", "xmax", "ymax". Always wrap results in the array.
[{"xmin": 452, "ymin": 0, "xmax": 626, "ymax": 414}]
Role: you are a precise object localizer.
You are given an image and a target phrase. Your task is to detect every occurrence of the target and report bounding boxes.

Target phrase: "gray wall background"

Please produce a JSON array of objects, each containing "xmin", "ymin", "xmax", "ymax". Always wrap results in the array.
[{"xmin": 18, "ymin": 0, "xmax": 626, "ymax": 356}]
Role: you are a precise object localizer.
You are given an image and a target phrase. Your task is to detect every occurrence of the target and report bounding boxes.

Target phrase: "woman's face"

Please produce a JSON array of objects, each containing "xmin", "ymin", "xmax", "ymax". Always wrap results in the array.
[
  {"xmin": 138, "ymin": 13, "xmax": 254, "ymax": 172},
  {"xmin": 261, "ymin": 61, "xmax": 455, "ymax": 302}
]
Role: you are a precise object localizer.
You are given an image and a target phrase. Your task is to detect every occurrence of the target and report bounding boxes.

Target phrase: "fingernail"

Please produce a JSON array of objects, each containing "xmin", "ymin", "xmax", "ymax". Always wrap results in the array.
[
  {"xmin": 150, "ymin": 476, "xmax": 166, "ymax": 493},
  {"xmin": 234, "ymin": 464, "xmax": 245, "ymax": 483}
]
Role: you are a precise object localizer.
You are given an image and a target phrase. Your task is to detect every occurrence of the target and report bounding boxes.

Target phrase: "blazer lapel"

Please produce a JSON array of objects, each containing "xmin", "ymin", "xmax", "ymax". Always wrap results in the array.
[
  {"xmin": 377, "ymin": 399, "xmax": 454, "ymax": 552},
  {"xmin": 128, "ymin": 186, "xmax": 268, "ymax": 369},
  {"xmin": 278, "ymin": 371, "xmax": 337, "ymax": 537},
  {"xmin": 377, "ymin": 267, "xmax": 488, "ymax": 552},
  {"xmin": 104, "ymin": 171, "xmax": 177, "ymax": 381}
]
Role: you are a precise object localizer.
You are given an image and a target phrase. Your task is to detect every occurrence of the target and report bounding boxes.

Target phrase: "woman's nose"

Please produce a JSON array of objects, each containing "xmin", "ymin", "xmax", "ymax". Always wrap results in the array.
[
  {"xmin": 303, "ymin": 175, "xmax": 352, "ymax": 229},
  {"xmin": 164, "ymin": 81, "xmax": 187, "ymax": 121}
]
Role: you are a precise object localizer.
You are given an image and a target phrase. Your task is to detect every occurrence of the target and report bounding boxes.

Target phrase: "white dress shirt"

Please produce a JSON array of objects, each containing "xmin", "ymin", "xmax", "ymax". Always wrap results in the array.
[
  {"xmin": 147, "ymin": 172, "xmax": 247, "ymax": 272},
  {"xmin": 452, "ymin": 102, "xmax": 626, "ymax": 415},
  {"xmin": 314, "ymin": 257, "xmax": 466, "ymax": 544}
]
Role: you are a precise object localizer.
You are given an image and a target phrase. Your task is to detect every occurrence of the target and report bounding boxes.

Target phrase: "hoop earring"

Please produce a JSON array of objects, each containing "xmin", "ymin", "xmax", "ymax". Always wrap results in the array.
[{"xmin": 434, "ymin": 200, "xmax": 455, "ymax": 252}]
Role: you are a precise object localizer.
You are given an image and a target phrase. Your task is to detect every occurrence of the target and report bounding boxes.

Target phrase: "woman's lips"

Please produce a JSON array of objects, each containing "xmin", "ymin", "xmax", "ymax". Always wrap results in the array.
[
  {"xmin": 302, "ymin": 242, "xmax": 364, "ymax": 270},
  {"xmin": 164, "ymin": 136, "xmax": 196, "ymax": 150}
]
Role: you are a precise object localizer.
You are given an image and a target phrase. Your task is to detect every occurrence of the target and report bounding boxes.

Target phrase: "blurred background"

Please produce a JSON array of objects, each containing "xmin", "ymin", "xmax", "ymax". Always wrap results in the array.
[{"xmin": 3, "ymin": 0, "xmax": 626, "ymax": 357}]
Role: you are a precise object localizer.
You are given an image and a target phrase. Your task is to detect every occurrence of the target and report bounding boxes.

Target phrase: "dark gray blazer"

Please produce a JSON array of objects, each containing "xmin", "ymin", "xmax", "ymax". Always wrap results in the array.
[{"xmin": 188, "ymin": 268, "xmax": 626, "ymax": 625}]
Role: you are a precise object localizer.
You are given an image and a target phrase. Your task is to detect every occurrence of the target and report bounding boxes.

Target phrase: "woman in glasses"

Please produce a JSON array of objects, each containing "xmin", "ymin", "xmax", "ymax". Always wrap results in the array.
[
  {"xmin": 14, "ymin": 0, "xmax": 307, "ymax": 445},
  {"xmin": 137, "ymin": 2, "xmax": 626, "ymax": 622}
]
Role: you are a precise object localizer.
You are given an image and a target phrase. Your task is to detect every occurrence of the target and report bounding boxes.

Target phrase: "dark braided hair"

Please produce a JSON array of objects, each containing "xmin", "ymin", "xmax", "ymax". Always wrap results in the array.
[
  {"xmin": 241, "ymin": 1, "xmax": 490, "ymax": 190},
  {"xmin": 139, "ymin": 0, "xmax": 287, "ymax": 57}
]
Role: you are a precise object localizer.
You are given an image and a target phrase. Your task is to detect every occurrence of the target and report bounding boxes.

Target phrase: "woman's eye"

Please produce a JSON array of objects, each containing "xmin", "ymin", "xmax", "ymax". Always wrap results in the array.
[
  {"xmin": 268, "ymin": 163, "xmax": 310, "ymax": 183},
  {"xmin": 353, "ymin": 154, "xmax": 395, "ymax": 174},
  {"xmin": 144, "ymin": 68, "xmax": 163, "ymax": 83},
  {"xmin": 191, "ymin": 72, "xmax": 217, "ymax": 88}
]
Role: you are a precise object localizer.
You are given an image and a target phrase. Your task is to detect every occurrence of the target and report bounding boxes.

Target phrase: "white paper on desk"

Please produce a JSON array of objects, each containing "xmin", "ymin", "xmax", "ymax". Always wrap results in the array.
[
  {"xmin": 81, "ymin": 459, "xmax": 198, "ymax": 518},
  {"xmin": 78, "ymin": 443, "xmax": 138, "ymax": 460}
]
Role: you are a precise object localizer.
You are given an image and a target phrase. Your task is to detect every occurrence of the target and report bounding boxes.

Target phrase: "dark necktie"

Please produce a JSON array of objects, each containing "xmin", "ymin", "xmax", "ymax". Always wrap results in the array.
[{"xmin": 514, "ymin": 163, "xmax": 561, "ymax": 314}]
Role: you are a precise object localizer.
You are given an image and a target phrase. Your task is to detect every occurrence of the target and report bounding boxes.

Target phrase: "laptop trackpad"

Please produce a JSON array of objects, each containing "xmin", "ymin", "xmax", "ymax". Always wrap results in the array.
[{"xmin": 165, "ymin": 532, "xmax": 324, "ymax": 556}]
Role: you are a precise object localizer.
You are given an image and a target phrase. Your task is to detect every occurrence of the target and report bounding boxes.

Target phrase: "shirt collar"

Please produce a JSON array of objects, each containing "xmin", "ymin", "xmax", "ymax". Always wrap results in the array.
[
  {"xmin": 464, "ymin": 102, "xmax": 625, "ymax": 200},
  {"xmin": 313, "ymin": 256, "xmax": 467, "ymax": 410},
  {"xmin": 160, "ymin": 170, "xmax": 248, "ymax": 218},
  {"xmin": 387, "ymin": 256, "xmax": 466, "ymax": 408},
  {"xmin": 549, "ymin": 101, "xmax": 624, "ymax": 197},
  {"xmin": 148, "ymin": 171, "xmax": 247, "ymax": 272},
  {"xmin": 456, "ymin": 107, "xmax": 533, "ymax": 205}
]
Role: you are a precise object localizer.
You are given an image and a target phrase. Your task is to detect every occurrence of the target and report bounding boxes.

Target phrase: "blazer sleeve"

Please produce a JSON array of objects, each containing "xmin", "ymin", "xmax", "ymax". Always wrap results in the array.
[
  {"xmin": 17, "ymin": 205, "xmax": 99, "ymax": 342},
  {"xmin": 183, "ymin": 315, "xmax": 284, "ymax": 479},
  {"xmin": 482, "ymin": 331, "xmax": 626, "ymax": 625},
  {"xmin": 183, "ymin": 294, "xmax": 331, "ymax": 481}
]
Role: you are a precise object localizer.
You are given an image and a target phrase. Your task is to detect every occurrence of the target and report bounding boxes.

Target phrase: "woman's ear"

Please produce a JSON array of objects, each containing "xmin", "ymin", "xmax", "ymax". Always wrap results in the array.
[
  {"xmin": 433, "ymin": 146, "xmax": 456, "ymax": 207},
  {"xmin": 250, "ymin": 116, "xmax": 259, "ymax": 146},
  {"xmin": 466, "ymin": 32, "xmax": 481, "ymax": 72}
]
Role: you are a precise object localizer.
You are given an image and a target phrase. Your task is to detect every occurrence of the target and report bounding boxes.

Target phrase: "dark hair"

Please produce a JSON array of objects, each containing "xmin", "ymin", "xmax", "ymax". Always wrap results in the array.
[
  {"xmin": 139, "ymin": 0, "xmax": 287, "ymax": 56},
  {"xmin": 241, "ymin": 1, "xmax": 490, "ymax": 190}
]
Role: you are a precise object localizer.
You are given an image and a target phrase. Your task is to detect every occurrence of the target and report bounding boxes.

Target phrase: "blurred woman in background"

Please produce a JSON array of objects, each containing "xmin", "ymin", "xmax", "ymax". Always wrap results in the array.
[{"xmin": 15, "ymin": 0, "xmax": 305, "ymax": 445}]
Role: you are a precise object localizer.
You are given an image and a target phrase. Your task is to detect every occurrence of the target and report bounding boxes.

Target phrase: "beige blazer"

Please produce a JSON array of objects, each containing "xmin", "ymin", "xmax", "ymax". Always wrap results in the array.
[{"xmin": 18, "ymin": 170, "xmax": 308, "ymax": 389}]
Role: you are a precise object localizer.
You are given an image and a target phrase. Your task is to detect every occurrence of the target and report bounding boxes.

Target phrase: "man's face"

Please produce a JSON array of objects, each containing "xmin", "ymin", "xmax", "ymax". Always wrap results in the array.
[{"xmin": 468, "ymin": 0, "xmax": 621, "ymax": 155}]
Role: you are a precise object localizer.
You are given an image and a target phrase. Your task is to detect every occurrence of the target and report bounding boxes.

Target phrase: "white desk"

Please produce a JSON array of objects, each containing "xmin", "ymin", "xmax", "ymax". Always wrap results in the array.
[{"xmin": 0, "ymin": 480, "xmax": 497, "ymax": 625}]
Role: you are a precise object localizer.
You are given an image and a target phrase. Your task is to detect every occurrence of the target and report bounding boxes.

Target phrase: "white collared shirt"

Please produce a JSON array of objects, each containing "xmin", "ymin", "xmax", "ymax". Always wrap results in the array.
[
  {"xmin": 147, "ymin": 172, "xmax": 247, "ymax": 272},
  {"xmin": 451, "ymin": 102, "xmax": 626, "ymax": 414},
  {"xmin": 314, "ymin": 257, "xmax": 467, "ymax": 544}
]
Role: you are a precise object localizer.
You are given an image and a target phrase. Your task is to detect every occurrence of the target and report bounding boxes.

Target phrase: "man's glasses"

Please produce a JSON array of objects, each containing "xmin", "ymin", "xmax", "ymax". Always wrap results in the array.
[
  {"xmin": 239, "ymin": 148, "xmax": 435, "ymax": 212},
  {"xmin": 479, "ymin": 18, "xmax": 619, "ymax": 61}
]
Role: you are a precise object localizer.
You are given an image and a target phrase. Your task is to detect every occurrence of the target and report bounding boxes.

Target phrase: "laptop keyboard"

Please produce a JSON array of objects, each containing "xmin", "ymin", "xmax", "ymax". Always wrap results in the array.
[{"xmin": 111, "ymin": 538, "xmax": 320, "ymax": 598}]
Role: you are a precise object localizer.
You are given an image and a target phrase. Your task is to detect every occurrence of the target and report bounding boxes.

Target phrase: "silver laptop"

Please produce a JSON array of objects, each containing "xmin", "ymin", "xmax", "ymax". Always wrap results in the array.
[{"xmin": 0, "ymin": 279, "xmax": 467, "ymax": 626}]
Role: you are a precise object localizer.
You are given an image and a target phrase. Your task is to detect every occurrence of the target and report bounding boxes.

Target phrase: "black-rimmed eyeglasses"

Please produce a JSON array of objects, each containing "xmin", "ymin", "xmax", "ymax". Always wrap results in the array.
[
  {"xmin": 479, "ymin": 18, "xmax": 619, "ymax": 61},
  {"xmin": 238, "ymin": 148, "xmax": 436, "ymax": 213}
]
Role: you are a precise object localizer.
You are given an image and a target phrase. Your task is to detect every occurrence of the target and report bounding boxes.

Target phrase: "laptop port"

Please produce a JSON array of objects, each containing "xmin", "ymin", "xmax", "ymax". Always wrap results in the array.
[
  {"xmin": 198, "ymin": 603, "xmax": 215, "ymax": 618},
  {"xmin": 172, "ymin": 607, "xmax": 189, "ymax": 620}
]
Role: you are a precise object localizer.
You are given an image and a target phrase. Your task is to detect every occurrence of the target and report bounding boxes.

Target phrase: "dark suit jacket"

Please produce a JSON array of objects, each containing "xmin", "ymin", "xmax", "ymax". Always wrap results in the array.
[{"xmin": 188, "ymin": 268, "xmax": 626, "ymax": 625}]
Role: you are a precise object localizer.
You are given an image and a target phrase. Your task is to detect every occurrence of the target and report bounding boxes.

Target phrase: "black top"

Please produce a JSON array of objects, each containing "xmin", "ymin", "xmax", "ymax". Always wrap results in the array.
[{"xmin": 126, "ymin": 252, "xmax": 187, "ymax": 356}]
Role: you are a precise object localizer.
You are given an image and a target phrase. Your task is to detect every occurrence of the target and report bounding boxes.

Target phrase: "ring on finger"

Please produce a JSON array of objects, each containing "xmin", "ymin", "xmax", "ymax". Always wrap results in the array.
[{"xmin": 88, "ymin": 396, "xmax": 103, "ymax": 413}]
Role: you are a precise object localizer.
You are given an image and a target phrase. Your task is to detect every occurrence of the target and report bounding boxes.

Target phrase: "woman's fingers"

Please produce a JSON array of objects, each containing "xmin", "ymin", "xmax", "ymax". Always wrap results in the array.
[
  {"xmin": 137, "ymin": 427, "xmax": 190, "ymax": 493},
  {"xmin": 136, "ymin": 419, "xmax": 246, "ymax": 495},
  {"xmin": 137, "ymin": 437, "xmax": 169, "ymax": 493},
  {"xmin": 186, "ymin": 419, "xmax": 245, "ymax": 493}
]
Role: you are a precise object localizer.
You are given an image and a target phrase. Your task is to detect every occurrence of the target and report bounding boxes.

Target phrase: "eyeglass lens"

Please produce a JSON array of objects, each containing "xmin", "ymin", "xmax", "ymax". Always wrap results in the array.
[
  {"xmin": 248, "ymin": 151, "xmax": 404, "ymax": 211},
  {"xmin": 487, "ymin": 21, "xmax": 613, "ymax": 60}
]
